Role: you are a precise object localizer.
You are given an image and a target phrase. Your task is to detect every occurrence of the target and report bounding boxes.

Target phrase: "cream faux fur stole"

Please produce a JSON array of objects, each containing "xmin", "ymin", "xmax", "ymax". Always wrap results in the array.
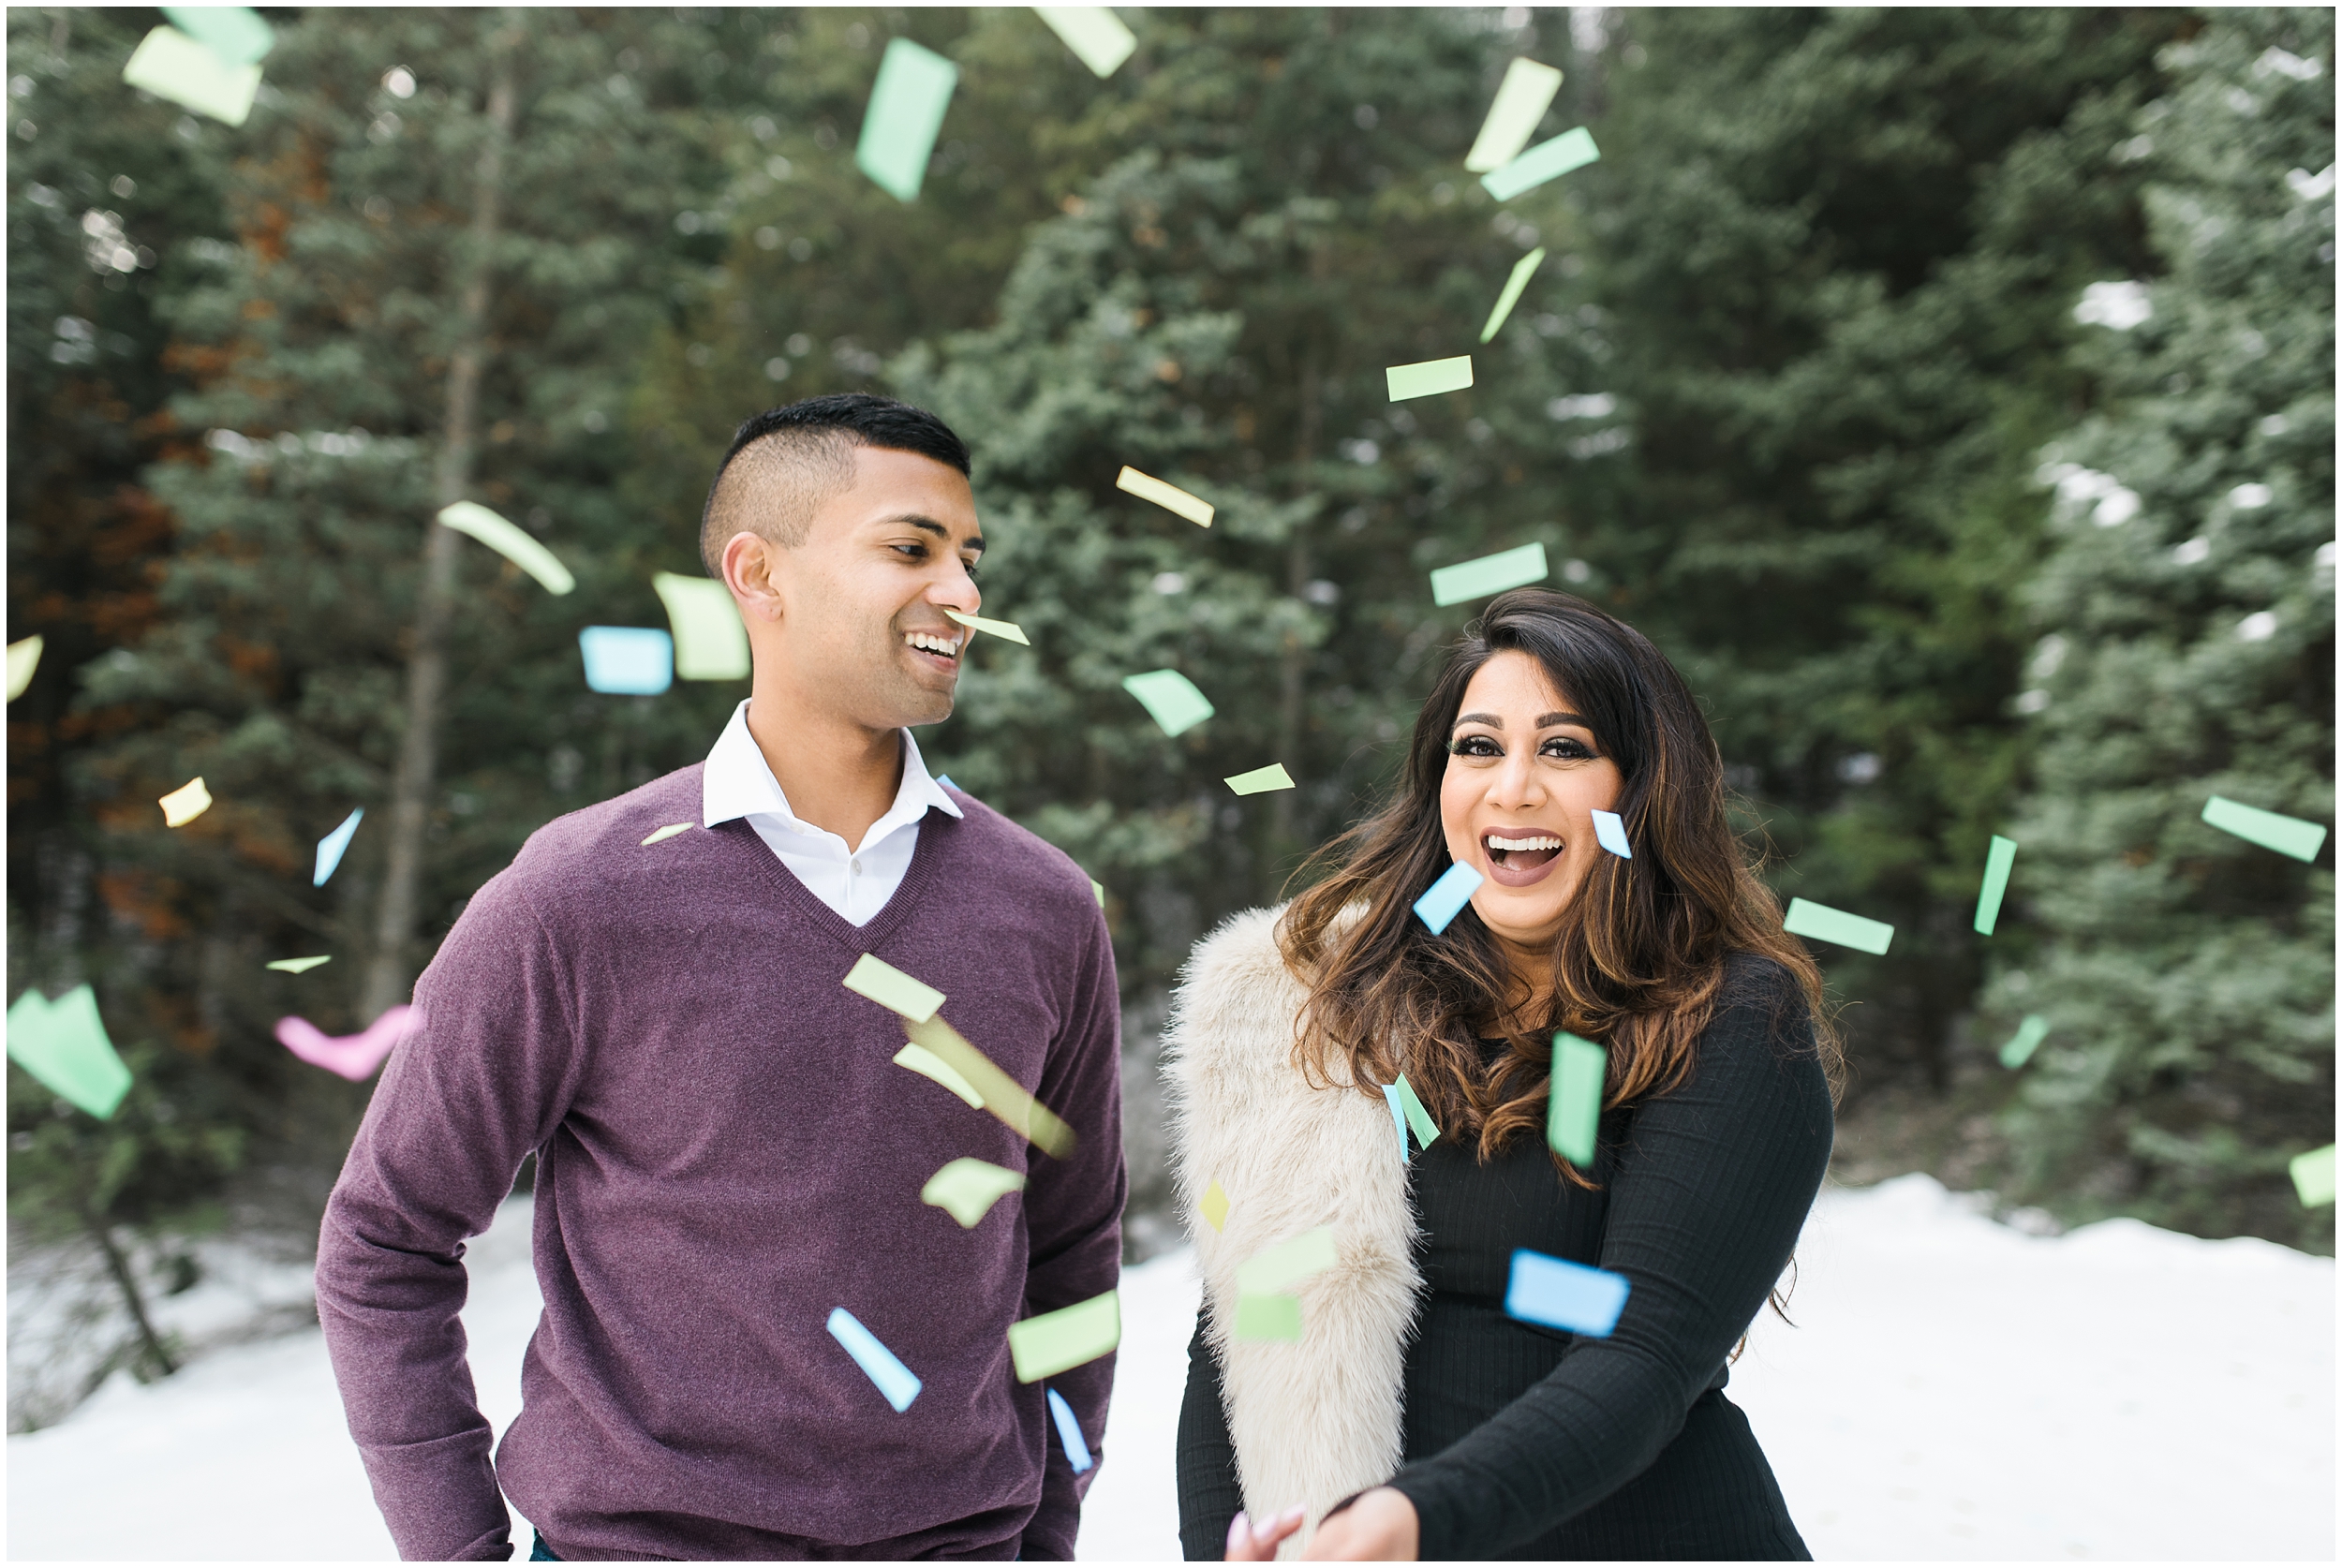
[{"xmin": 1161, "ymin": 904, "xmax": 1419, "ymax": 1557}]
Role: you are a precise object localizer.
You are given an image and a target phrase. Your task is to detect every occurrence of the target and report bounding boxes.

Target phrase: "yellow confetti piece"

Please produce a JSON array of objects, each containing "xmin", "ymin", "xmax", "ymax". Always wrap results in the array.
[
  {"xmin": 842, "ymin": 953, "xmax": 945, "ymax": 1024},
  {"xmin": 1386, "ymin": 356, "xmax": 1475, "ymax": 402},
  {"xmin": 120, "ymin": 25, "xmax": 260, "ymax": 126},
  {"xmin": 265, "ymin": 955, "xmax": 331, "ymax": 974},
  {"xmin": 159, "ymin": 777, "xmax": 213, "ymax": 827},
  {"xmin": 437, "ymin": 501, "xmax": 576, "ymax": 595},
  {"xmin": 641, "ymin": 822, "xmax": 696, "ymax": 846},
  {"xmin": 1115, "ymin": 466, "xmax": 1214, "ymax": 527},
  {"xmin": 921, "ymin": 1157, "xmax": 1027, "ymax": 1227},
  {"xmin": 893, "ymin": 1042, "xmax": 984, "ymax": 1108},
  {"xmin": 6, "ymin": 635, "xmax": 41, "ymax": 702},
  {"xmin": 1224, "ymin": 762, "xmax": 1295, "ymax": 795},
  {"xmin": 1008, "ymin": 1290, "xmax": 1120, "ymax": 1382},
  {"xmin": 943, "ymin": 608, "xmax": 1030, "ymax": 646},
  {"xmin": 1235, "ymin": 1225, "xmax": 1338, "ymax": 1295},
  {"xmin": 1233, "ymin": 1294, "xmax": 1301, "ymax": 1341},
  {"xmin": 1199, "ymin": 1179, "xmax": 1230, "ymax": 1233},
  {"xmin": 902, "ymin": 1013, "xmax": 1076, "ymax": 1159}
]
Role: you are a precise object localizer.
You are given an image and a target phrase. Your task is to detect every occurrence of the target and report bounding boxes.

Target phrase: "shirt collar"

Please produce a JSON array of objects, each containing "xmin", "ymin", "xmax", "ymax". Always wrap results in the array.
[{"xmin": 703, "ymin": 700, "xmax": 961, "ymax": 844}]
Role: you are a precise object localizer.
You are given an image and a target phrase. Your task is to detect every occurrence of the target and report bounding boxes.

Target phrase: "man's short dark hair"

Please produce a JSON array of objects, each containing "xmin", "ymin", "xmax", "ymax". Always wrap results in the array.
[{"xmin": 698, "ymin": 394, "xmax": 972, "ymax": 576}]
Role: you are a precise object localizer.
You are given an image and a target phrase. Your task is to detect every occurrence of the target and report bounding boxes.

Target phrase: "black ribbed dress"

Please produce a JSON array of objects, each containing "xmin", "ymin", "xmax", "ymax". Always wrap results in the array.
[{"xmin": 1176, "ymin": 955, "xmax": 1832, "ymax": 1561}]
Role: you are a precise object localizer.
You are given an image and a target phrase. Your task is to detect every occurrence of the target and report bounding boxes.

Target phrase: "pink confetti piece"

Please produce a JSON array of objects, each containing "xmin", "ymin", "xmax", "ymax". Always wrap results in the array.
[{"xmin": 274, "ymin": 1003, "xmax": 418, "ymax": 1081}]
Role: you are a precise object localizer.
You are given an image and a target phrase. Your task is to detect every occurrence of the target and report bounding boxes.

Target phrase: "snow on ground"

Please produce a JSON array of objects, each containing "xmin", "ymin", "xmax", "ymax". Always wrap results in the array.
[{"xmin": 7, "ymin": 1174, "xmax": 2331, "ymax": 1561}]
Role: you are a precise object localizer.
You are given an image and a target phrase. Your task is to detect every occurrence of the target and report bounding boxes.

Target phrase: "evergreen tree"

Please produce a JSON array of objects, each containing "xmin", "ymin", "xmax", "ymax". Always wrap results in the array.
[{"xmin": 1985, "ymin": 7, "xmax": 2334, "ymax": 1249}]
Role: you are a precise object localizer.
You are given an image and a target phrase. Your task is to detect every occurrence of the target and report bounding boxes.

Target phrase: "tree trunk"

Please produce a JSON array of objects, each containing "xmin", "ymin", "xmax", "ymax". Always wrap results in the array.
[
  {"xmin": 88, "ymin": 1210, "xmax": 174, "ymax": 1379},
  {"xmin": 361, "ymin": 45, "xmax": 517, "ymax": 1022},
  {"xmin": 1271, "ymin": 292, "xmax": 1327, "ymax": 867}
]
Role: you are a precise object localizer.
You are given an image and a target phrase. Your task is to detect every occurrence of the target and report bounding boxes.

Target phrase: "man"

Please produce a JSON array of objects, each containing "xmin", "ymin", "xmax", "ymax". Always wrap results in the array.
[{"xmin": 318, "ymin": 394, "xmax": 1125, "ymax": 1561}]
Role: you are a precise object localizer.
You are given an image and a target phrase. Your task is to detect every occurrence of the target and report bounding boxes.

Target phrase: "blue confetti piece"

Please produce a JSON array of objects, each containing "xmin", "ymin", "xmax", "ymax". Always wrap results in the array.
[
  {"xmin": 825, "ymin": 1307, "xmax": 922, "ymax": 1412},
  {"xmin": 313, "ymin": 807, "xmax": 363, "ymax": 887},
  {"xmin": 1413, "ymin": 861, "xmax": 1484, "ymax": 935},
  {"xmin": 1381, "ymin": 1081, "xmax": 1411, "ymax": 1161},
  {"xmin": 1045, "ymin": 1387, "xmax": 1093, "ymax": 1473},
  {"xmin": 1504, "ymin": 1249, "xmax": 1630, "ymax": 1337},
  {"xmin": 579, "ymin": 627, "xmax": 674, "ymax": 696},
  {"xmin": 1592, "ymin": 808, "xmax": 1632, "ymax": 859},
  {"xmin": 935, "ymin": 774, "xmax": 958, "ymax": 792}
]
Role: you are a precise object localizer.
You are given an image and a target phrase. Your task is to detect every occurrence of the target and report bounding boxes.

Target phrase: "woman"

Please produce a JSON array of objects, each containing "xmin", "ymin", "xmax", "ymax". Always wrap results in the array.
[{"xmin": 1164, "ymin": 588, "xmax": 1840, "ymax": 1561}]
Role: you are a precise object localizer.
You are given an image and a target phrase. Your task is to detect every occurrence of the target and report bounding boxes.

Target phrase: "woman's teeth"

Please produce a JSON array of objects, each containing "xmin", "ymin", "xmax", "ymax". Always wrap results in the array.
[
  {"xmin": 906, "ymin": 630, "xmax": 961, "ymax": 658},
  {"xmin": 1486, "ymin": 832, "xmax": 1564, "ymax": 868},
  {"xmin": 1486, "ymin": 834, "xmax": 1563, "ymax": 853}
]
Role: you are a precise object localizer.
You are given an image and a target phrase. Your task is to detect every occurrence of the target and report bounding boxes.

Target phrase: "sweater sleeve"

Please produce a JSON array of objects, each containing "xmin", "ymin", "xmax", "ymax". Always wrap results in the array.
[
  {"xmin": 1384, "ymin": 964, "xmax": 1833, "ymax": 1558},
  {"xmin": 1177, "ymin": 1312, "xmax": 1246, "ymax": 1560},
  {"xmin": 1016, "ymin": 900, "xmax": 1128, "ymax": 1561},
  {"xmin": 315, "ymin": 870, "xmax": 585, "ymax": 1562}
]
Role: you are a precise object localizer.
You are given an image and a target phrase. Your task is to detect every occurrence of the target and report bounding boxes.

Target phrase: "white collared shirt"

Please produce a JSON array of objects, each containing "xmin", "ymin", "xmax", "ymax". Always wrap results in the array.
[{"xmin": 701, "ymin": 701, "xmax": 962, "ymax": 926}]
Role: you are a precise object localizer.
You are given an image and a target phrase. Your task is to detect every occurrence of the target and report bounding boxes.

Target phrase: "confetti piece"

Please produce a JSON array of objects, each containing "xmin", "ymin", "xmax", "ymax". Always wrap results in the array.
[
  {"xmin": 641, "ymin": 822, "xmax": 695, "ymax": 846},
  {"xmin": 121, "ymin": 25, "xmax": 261, "ymax": 126},
  {"xmin": 651, "ymin": 572, "xmax": 750, "ymax": 681},
  {"xmin": 1382, "ymin": 1081, "xmax": 1411, "ymax": 1160},
  {"xmin": 1974, "ymin": 835, "xmax": 2017, "ymax": 934},
  {"xmin": 1386, "ymin": 355, "xmax": 1474, "ymax": 403},
  {"xmin": 6, "ymin": 635, "xmax": 41, "ymax": 701},
  {"xmin": 827, "ymin": 1307, "xmax": 922, "ymax": 1411},
  {"xmin": 1430, "ymin": 542, "xmax": 1548, "ymax": 606},
  {"xmin": 275, "ymin": 1003, "xmax": 415, "ymax": 1082},
  {"xmin": 1783, "ymin": 896, "xmax": 1894, "ymax": 955},
  {"xmin": 437, "ymin": 501, "xmax": 575, "ymax": 595},
  {"xmin": 1008, "ymin": 1290, "xmax": 1120, "ymax": 1382},
  {"xmin": 1121, "ymin": 670, "xmax": 1215, "ymax": 736},
  {"xmin": 894, "ymin": 1042, "xmax": 985, "ymax": 1108},
  {"xmin": 1591, "ymin": 808, "xmax": 1632, "ymax": 859},
  {"xmin": 1480, "ymin": 126, "xmax": 1600, "ymax": 201},
  {"xmin": 921, "ymin": 1157, "xmax": 1027, "ymax": 1227},
  {"xmin": 943, "ymin": 607, "xmax": 1030, "ymax": 646},
  {"xmin": 1115, "ymin": 466, "xmax": 1214, "ymax": 526},
  {"xmin": 935, "ymin": 774, "xmax": 960, "ymax": 792},
  {"xmin": 1089, "ymin": 879, "xmax": 1105, "ymax": 907},
  {"xmin": 1394, "ymin": 1073, "xmax": 1440, "ymax": 1150},
  {"xmin": 2201, "ymin": 795, "xmax": 2328, "ymax": 862},
  {"xmin": 902, "ymin": 1013, "xmax": 1077, "ymax": 1158},
  {"xmin": 1413, "ymin": 861, "xmax": 1484, "ymax": 935},
  {"xmin": 843, "ymin": 953, "xmax": 945, "ymax": 1023},
  {"xmin": 1034, "ymin": 7, "xmax": 1135, "ymax": 77},
  {"xmin": 1224, "ymin": 762, "xmax": 1295, "ymax": 795},
  {"xmin": 1464, "ymin": 57, "xmax": 1564, "ymax": 171},
  {"xmin": 1479, "ymin": 246, "xmax": 1547, "ymax": 343},
  {"xmin": 579, "ymin": 627, "xmax": 674, "ymax": 696},
  {"xmin": 855, "ymin": 37, "xmax": 958, "ymax": 203},
  {"xmin": 265, "ymin": 955, "xmax": 331, "ymax": 974},
  {"xmin": 1045, "ymin": 1386, "xmax": 1095, "ymax": 1473},
  {"xmin": 314, "ymin": 807, "xmax": 363, "ymax": 886},
  {"xmin": 159, "ymin": 5, "xmax": 274, "ymax": 66},
  {"xmin": 1505, "ymin": 1248, "xmax": 1629, "ymax": 1336},
  {"xmin": 1233, "ymin": 1294, "xmax": 1302, "ymax": 1341},
  {"xmin": 1198, "ymin": 1178, "xmax": 1230, "ymax": 1232},
  {"xmin": 1998, "ymin": 1014, "xmax": 2049, "ymax": 1070},
  {"xmin": 1548, "ymin": 1031, "xmax": 1605, "ymax": 1165},
  {"xmin": 1236, "ymin": 1225, "xmax": 1337, "ymax": 1295},
  {"xmin": 6, "ymin": 985, "xmax": 131, "ymax": 1119},
  {"xmin": 2290, "ymin": 1144, "xmax": 2336, "ymax": 1207},
  {"xmin": 159, "ymin": 777, "xmax": 213, "ymax": 827}
]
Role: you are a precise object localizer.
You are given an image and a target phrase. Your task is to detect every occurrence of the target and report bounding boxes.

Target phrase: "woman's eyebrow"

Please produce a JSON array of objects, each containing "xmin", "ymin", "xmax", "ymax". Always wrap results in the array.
[
  {"xmin": 1454, "ymin": 711, "xmax": 1504, "ymax": 728},
  {"xmin": 1536, "ymin": 711, "xmax": 1591, "ymax": 729}
]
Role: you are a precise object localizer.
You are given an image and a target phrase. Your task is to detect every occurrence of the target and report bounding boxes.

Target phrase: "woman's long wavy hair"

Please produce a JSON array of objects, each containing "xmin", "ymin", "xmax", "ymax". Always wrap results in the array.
[{"xmin": 1280, "ymin": 588, "xmax": 1843, "ymax": 1177}]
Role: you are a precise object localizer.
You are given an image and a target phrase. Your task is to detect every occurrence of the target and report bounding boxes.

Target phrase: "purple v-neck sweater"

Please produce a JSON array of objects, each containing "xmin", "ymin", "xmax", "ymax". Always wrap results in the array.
[{"xmin": 316, "ymin": 764, "xmax": 1125, "ymax": 1561}]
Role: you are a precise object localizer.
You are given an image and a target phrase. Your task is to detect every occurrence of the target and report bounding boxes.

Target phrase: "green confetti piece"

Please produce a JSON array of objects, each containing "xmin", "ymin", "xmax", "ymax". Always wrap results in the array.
[
  {"xmin": 920, "ymin": 1157, "xmax": 1027, "ymax": 1228},
  {"xmin": 1974, "ymin": 836, "xmax": 2017, "ymax": 935},
  {"xmin": 265, "ymin": 955, "xmax": 331, "ymax": 974},
  {"xmin": 1032, "ymin": 7, "xmax": 1135, "ymax": 77},
  {"xmin": 893, "ymin": 1042, "xmax": 984, "ymax": 1108},
  {"xmin": 1089, "ymin": 879, "xmax": 1105, "ymax": 907},
  {"xmin": 1782, "ymin": 896, "xmax": 1894, "ymax": 955},
  {"xmin": 1998, "ymin": 1014, "xmax": 2049, "ymax": 1070},
  {"xmin": 2201, "ymin": 795, "xmax": 2328, "ymax": 863},
  {"xmin": 944, "ymin": 607, "xmax": 1030, "ymax": 646},
  {"xmin": 1224, "ymin": 763, "xmax": 1295, "ymax": 795},
  {"xmin": 1121, "ymin": 670, "xmax": 1215, "ymax": 736},
  {"xmin": 1235, "ymin": 1224, "xmax": 1338, "ymax": 1295},
  {"xmin": 1386, "ymin": 355, "xmax": 1474, "ymax": 403},
  {"xmin": 159, "ymin": 6, "xmax": 275, "ymax": 67},
  {"xmin": 1394, "ymin": 1073, "xmax": 1440, "ymax": 1150},
  {"xmin": 1464, "ymin": 57, "xmax": 1564, "ymax": 172},
  {"xmin": 7, "ymin": 635, "xmax": 42, "ymax": 702},
  {"xmin": 855, "ymin": 37, "xmax": 958, "ymax": 203},
  {"xmin": 641, "ymin": 822, "xmax": 696, "ymax": 846},
  {"xmin": 1115, "ymin": 466, "xmax": 1214, "ymax": 526},
  {"xmin": 1430, "ymin": 542, "xmax": 1549, "ymax": 607},
  {"xmin": 842, "ymin": 953, "xmax": 944, "ymax": 1023},
  {"xmin": 1480, "ymin": 246, "xmax": 1548, "ymax": 343},
  {"xmin": 1548, "ymin": 1031, "xmax": 1605, "ymax": 1165},
  {"xmin": 651, "ymin": 572, "xmax": 749, "ymax": 680},
  {"xmin": 7, "ymin": 985, "xmax": 132, "ymax": 1120},
  {"xmin": 121, "ymin": 25, "xmax": 261, "ymax": 126},
  {"xmin": 1480, "ymin": 126, "xmax": 1600, "ymax": 201},
  {"xmin": 437, "ymin": 502, "xmax": 575, "ymax": 595},
  {"xmin": 1233, "ymin": 1294, "xmax": 1302, "ymax": 1341},
  {"xmin": 1008, "ymin": 1290, "xmax": 1120, "ymax": 1382},
  {"xmin": 903, "ymin": 1014, "xmax": 1076, "ymax": 1158},
  {"xmin": 2289, "ymin": 1144, "xmax": 2336, "ymax": 1207}
]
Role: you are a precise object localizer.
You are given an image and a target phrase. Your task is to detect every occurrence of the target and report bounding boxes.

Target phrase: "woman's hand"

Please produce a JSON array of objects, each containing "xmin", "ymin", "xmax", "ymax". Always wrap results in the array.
[
  {"xmin": 1225, "ymin": 1506, "xmax": 1306, "ymax": 1561},
  {"xmin": 1303, "ymin": 1488, "xmax": 1419, "ymax": 1561}
]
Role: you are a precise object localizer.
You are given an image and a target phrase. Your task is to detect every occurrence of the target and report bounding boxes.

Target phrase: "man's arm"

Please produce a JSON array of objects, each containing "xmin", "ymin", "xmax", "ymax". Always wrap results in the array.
[
  {"xmin": 1016, "ymin": 897, "xmax": 1127, "ymax": 1560},
  {"xmin": 317, "ymin": 872, "xmax": 584, "ymax": 1562}
]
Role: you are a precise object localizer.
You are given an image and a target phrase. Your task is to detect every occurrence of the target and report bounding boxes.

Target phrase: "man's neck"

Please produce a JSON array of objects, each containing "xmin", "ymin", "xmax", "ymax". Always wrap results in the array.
[{"xmin": 744, "ymin": 689, "xmax": 905, "ymax": 851}]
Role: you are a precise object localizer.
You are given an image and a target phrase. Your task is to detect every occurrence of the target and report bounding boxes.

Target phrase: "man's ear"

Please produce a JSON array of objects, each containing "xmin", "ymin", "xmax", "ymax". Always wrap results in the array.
[{"xmin": 721, "ymin": 530, "xmax": 787, "ymax": 625}]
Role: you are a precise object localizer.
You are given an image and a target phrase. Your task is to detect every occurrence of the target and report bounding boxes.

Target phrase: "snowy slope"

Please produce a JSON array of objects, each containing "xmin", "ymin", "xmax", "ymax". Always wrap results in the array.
[{"xmin": 7, "ymin": 1175, "xmax": 2330, "ymax": 1561}]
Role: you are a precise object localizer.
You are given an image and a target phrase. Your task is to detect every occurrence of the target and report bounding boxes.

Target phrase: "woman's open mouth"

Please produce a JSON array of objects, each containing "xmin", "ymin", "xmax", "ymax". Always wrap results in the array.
[{"xmin": 1483, "ymin": 831, "xmax": 1564, "ymax": 886}]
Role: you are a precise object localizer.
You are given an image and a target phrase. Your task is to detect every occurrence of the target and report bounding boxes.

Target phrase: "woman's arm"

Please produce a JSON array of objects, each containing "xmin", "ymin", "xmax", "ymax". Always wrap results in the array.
[
  {"xmin": 1381, "ymin": 965, "xmax": 1834, "ymax": 1557},
  {"xmin": 1178, "ymin": 1312, "xmax": 1249, "ymax": 1559}
]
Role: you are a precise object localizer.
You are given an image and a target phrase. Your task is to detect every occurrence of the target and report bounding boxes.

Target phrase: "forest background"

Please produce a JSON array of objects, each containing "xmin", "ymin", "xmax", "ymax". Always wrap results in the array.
[{"xmin": 7, "ymin": 5, "xmax": 2332, "ymax": 1428}]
